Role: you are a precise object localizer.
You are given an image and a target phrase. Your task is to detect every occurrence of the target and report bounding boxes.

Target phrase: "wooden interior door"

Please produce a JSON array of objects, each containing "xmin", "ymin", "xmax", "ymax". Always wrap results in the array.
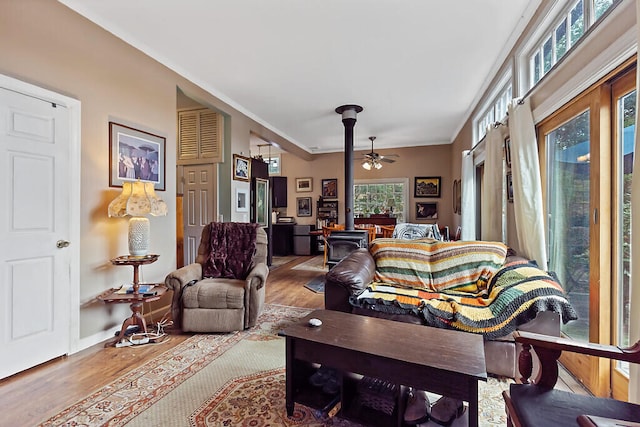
[{"xmin": 182, "ymin": 164, "xmax": 216, "ymax": 266}]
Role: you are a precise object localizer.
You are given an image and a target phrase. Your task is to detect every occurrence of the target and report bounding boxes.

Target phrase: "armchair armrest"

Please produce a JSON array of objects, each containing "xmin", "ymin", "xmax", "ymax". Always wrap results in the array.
[
  {"xmin": 246, "ymin": 262, "xmax": 269, "ymax": 290},
  {"xmin": 514, "ymin": 330, "xmax": 640, "ymax": 388},
  {"xmin": 164, "ymin": 262, "xmax": 203, "ymax": 330},
  {"xmin": 165, "ymin": 262, "xmax": 203, "ymax": 291}
]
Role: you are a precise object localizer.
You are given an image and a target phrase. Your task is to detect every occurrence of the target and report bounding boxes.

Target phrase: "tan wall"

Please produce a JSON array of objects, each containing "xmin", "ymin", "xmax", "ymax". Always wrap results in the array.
[
  {"xmin": 279, "ymin": 144, "xmax": 453, "ymax": 229},
  {"xmin": 0, "ymin": 0, "xmax": 295, "ymax": 342}
]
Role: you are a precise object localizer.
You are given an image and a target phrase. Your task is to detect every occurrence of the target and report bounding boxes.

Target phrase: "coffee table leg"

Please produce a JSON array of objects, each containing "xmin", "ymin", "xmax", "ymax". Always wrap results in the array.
[
  {"xmin": 469, "ymin": 380, "xmax": 479, "ymax": 427},
  {"xmin": 285, "ymin": 337, "xmax": 294, "ymax": 416}
]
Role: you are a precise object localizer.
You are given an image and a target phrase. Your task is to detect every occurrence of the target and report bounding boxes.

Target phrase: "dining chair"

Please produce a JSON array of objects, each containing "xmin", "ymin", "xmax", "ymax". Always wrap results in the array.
[
  {"xmin": 380, "ymin": 225, "xmax": 395, "ymax": 238},
  {"xmin": 322, "ymin": 224, "xmax": 345, "ymax": 268},
  {"xmin": 355, "ymin": 224, "xmax": 377, "ymax": 244}
]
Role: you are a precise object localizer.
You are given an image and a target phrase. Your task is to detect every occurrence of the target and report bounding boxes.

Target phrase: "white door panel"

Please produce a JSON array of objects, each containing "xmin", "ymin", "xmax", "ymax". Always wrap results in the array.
[
  {"xmin": 0, "ymin": 87, "xmax": 71, "ymax": 379},
  {"xmin": 183, "ymin": 164, "xmax": 215, "ymax": 265}
]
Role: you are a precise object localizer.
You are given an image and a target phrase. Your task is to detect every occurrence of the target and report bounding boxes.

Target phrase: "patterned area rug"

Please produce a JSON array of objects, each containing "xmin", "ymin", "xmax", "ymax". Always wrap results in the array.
[
  {"xmin": 189, "ymin": 370, "xmax": 511, "ymax": 427},
  {"xmin": 41, "ymin": 304, "xmax": 512, "ymax": 427},
  {"xmin": 291, "ymin": 255, "xmax": 327, "ymax": 273}
]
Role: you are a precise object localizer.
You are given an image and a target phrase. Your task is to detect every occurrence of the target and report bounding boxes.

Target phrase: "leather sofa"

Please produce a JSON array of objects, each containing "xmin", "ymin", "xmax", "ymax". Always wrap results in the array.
[{"xmin": 324, "ymin": 246, "xmax": 569, "ymax": 379}]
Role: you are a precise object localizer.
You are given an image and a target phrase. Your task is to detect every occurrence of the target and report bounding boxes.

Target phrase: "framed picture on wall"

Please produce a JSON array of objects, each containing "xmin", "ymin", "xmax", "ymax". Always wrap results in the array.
[
  {"xmin": 109, "ymin": 121, "xmax": 166, "ymax": 190},
  {"xmin": 322, "ymin": 178, "xmax": 338, "ymax": 199},
  {"xmin": 255, "ymin": 178, "xmax": 269, "ymax": 226},
  {"xmin": 416, "ymin": 202, "xmax": 438, "ymax": 219},
  {"xmin": 296, "ymin": 197, "xmax": 312, "ymax": 217},
  {"xmin": 233, "ymin": 154, "xmax": 251, "ymax": 182},
  {"xmin": 236, "ymin": 188, "xmax": 249, "ymax": 212},
  {"xmin": 506, "ymin": 172, "xmax": 514, "ymax": 202},
  {"xmin": 296, "ymin": 177, "xmax": 313, "ymax": 192},
  {"xmin": 414, "ymin": 176, "xmax": 441, "ymax": 198},
  {"xmin": 504, "ymin": 137, "xmax": 512, "ymax": 168}
]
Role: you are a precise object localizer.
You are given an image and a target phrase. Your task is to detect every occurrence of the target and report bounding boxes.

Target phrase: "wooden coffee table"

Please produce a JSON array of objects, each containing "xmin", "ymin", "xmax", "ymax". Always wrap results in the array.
[{"xmin": 284, "ymin": 309, "xmax": 487, "ymax": 427}]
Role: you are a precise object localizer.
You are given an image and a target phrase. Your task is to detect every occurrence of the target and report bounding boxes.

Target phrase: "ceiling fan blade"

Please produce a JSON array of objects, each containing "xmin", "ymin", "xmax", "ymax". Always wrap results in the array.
[{"xmin": 380, "ymin": 157, "xmax": 396, "ymax": 163}]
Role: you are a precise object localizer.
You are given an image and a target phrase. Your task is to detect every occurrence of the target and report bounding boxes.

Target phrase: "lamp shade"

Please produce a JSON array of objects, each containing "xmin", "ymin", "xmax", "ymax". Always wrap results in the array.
[
  {"xmin": 108, "ymin": 180, "xmax": 167, "ymax": 256},
  {"xmin": 108, "ymin": 180, "xmax": 167, "ymax": 218}
]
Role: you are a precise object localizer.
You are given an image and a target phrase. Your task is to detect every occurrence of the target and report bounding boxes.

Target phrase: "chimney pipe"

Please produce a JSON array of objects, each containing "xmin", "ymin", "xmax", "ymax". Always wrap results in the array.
[{"xmin": 335, "ymin": 104, "xmax": 363, "ymax": 231}]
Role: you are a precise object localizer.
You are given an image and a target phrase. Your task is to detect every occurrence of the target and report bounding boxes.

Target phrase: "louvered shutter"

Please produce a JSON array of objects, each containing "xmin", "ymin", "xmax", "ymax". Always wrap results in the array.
[
  {"xmin": 178, "ymin": 109, "xmax": 223, "ymax": 162},
  {"xmin": 199, "ymin": 110, "xmax": 221, "ymax": 160},
  {"xmin": 178, "ymin": 111, "xmax": 198, "ymax": 160}
]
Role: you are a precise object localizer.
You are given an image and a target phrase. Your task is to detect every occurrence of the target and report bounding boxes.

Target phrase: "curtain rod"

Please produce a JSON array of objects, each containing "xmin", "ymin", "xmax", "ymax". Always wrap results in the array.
[{"xmin": 466, "ymin": 92, "xmax": 530, "ymax": 155}]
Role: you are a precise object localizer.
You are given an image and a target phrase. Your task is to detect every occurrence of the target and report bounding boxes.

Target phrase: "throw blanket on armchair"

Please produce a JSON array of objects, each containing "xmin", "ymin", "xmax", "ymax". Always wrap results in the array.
[
  {"xmin": 202, "ymin": 222, "xmax": 259, "ymax": 280},
  {"xmin": 351, "ymin": 260, "xmax": 578, "ymax": 339}
]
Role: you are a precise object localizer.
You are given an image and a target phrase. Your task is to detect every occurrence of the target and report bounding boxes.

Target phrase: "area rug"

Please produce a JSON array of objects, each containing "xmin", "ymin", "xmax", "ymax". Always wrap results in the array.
[
  {"xmin": 41, "ymin": 303, "xmax": 511, "ymax": 427},
  {"xmin": 292, "ymin": 255, "xmax": 327, "ymax": 273},
  {"xmin": 304, "ymin": 275, "xmax": 325, "ymax": 293}
]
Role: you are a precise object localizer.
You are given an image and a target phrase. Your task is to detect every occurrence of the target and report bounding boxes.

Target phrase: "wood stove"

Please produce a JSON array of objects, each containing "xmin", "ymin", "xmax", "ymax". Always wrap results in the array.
[{"xmin": 326, "ymin": 230, "xmax": 368, "ymax": 269}]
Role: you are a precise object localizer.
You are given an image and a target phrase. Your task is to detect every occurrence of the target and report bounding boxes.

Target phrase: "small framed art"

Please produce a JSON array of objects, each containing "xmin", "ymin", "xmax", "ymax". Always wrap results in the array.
[
  {"xmin": 414, "ymin": 176, "xmax": 441, "ymax": 198},
  {"xmin": 504, "ymin": 137, "xmax": 512, "ymax": 168},
  {"xmin": 506, "ymin": 172, "xmax": 514, "ymax": 202},
  {"xmin": 236, "ymin": 188, "xmax": 249, "ymax": 212},
  {"xmin": 233, "ymin": 154, "xmax": 250, "ymax": 182},
  {"xmin": 416, "ymin": 202, "xmax": 438, "ymax": 219},
  {"xmin": 322, "ymin": 178, "xmax": 338, "ymax": 199},
  {"xmin": 296, "ymin": 177, "xmax": 313, "ymax": 192},
  {"xmin": 296, "ymin": 197, "xmax": 312, "ymax": 217}
]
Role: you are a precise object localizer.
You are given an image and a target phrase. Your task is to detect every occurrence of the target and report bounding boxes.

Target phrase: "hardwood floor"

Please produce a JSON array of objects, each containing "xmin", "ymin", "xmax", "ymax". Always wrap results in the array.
[
  {"xmin": 0, "ymin": 255, "xmax": 325, "ymax": 426},
  {"xmin": 0, "ymin": 255, "xmax": 586, "ymax": 426}
]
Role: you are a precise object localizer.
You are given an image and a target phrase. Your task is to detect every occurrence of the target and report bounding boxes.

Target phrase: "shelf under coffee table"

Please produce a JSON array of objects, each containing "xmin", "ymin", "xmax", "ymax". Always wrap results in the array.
[{"xmin": 283, "ymin": 309, "xmax": 487, "ymax": 427}]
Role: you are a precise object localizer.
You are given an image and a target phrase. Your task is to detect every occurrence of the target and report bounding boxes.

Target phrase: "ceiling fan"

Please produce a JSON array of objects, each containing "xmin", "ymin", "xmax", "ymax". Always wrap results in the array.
[{"xmin": 359, "ymin": 136, "xmax": 399, "ymax": 170}]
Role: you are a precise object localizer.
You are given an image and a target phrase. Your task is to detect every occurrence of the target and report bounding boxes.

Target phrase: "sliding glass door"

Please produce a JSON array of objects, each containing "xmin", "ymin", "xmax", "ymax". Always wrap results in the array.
[
  {"xmin": 546, "ymin": 108, "xmax": 591, "ymax": 342},
  {"xmin": 611, "ymin": 70, "xmax": 634, "ymax": 400},
  {"xmin": 538, "ymin": 63, "xmax": 635, "ymax": 398}
]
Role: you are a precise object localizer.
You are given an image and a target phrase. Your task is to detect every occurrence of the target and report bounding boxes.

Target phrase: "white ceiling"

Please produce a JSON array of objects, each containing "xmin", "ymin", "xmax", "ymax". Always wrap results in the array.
[{"xmin": 59, "ymin": 0, "xmax": 540, "ymax": 154}]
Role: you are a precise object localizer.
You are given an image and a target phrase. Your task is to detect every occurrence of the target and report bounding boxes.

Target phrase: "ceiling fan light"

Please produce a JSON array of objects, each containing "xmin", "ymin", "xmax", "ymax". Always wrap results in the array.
[
  {"xmin": 362, "ymin": 160, "xmax": 372, "ymax": 170},
  {"xmin": 374, "ymin": 161, "xmax": 382, "ymax": 170}
]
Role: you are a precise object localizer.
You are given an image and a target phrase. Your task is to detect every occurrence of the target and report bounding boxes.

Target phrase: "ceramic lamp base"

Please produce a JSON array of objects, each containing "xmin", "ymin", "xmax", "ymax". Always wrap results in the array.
[{"xmin": 128, "ymin": 217, "xmax": 150, "ymax": 256}]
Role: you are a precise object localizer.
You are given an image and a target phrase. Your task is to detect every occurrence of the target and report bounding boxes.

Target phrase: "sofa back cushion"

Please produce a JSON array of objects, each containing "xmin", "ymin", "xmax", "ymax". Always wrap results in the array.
[{"xmin": 371, "ymin": 238, "xmax": 508, "ymax": 292}]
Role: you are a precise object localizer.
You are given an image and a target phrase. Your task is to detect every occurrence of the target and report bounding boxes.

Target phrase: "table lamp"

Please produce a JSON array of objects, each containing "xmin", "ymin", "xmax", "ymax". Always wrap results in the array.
[{"xmin": 108, "ymin": 180, "xmax": 167, "ymax": 256}]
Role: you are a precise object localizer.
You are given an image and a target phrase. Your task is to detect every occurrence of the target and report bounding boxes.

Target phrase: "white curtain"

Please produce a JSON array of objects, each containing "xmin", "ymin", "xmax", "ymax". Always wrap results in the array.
[
  {"xmin": 461, "ymin": 150, "xmax": 476, "ymax": 240},
  {"xmin": 628, "ymin": 0, "xmax": 640, "ymax": 402},
  {"xmin": 481, "ymin": 126, "xmax": 504, "ymax": 241},
  {"xmin": 508, "ymin": 98, "xmax": 548, "ymax": 271}
]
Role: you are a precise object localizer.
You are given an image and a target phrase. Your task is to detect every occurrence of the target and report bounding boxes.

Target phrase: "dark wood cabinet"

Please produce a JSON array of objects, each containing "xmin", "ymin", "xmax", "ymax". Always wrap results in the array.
[
  {"xmin": 270, "ymin": 176, "xmax": 287, "ymax": 208},
  {"xmin": 272, "ymin": 224, "xmax": 293, "ymax": 255}
]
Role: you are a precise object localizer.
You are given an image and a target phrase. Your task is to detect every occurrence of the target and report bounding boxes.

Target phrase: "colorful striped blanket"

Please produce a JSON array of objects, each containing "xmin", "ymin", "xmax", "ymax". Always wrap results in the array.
[
  {"xmin": 350, "ymin": 260, "xmax": 578, "ymax": 339},
  {"xmin": 371, "ymin": 238, "xmax": 507, "ymax": 292}
]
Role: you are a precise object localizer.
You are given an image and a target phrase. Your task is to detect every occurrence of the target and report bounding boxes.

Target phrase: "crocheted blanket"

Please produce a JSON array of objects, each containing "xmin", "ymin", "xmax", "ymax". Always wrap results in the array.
[
  {"xmin": 350, "ymin": 259, "xmax": 578, "ymax": 339},
  {"xmin": 202, "ymin": 222, "xmax": 259, "ymax": 280}
]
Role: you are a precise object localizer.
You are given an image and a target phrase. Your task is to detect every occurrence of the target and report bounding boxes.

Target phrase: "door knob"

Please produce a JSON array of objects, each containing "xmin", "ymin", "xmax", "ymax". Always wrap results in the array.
[{"xmin": 56, "ymin": 240, "xmax": 70, "ymax": 248}]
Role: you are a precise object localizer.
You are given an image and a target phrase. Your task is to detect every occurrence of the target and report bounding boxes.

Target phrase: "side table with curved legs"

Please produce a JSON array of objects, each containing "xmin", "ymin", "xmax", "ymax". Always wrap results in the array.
[{"xmin": 99, "ymin": 254, "xmax": 166, "ymax": 347}]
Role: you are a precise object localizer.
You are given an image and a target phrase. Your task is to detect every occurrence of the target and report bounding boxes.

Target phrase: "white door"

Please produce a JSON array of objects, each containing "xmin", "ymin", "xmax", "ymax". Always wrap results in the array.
[
  {"xmin": 0, "ymin": 87, "xmax": 71, "ymax": 379},
  {"xmin": 182, "ymin": 164, "xmax": 216, "ymax": 265}
]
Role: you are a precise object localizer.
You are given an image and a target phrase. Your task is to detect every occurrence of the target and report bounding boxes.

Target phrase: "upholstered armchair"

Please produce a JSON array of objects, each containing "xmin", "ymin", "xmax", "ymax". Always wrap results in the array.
[{"xmin": 165, "ymin": 222, "xmax": 268, "ymax": 333}]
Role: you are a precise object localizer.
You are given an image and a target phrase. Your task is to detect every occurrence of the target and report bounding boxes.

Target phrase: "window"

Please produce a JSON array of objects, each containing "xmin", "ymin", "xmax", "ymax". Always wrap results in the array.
[
  {"xmin": 528, "ymin": 0, "xmax": 616, "ymax": 87},
  {"xmin": 474, "ymin": 79, "xmax": 512, "ymax": 143},
  {"xmin": 353, "ymin": 179, "xmax": 408, "ymax": 223},
  {"xmin": 261, "ymin": 155, "xmax": 281, "ymax": 175}
]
